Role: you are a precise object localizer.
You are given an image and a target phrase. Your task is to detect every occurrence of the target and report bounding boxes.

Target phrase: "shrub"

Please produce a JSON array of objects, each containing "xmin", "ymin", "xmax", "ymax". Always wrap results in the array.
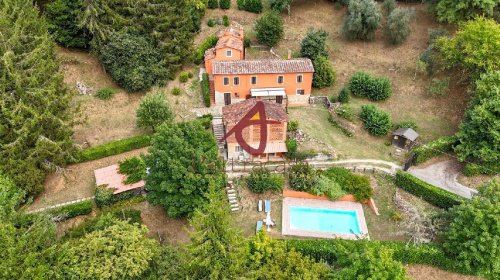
[
  {"xmin": 436, "ymin": 0, "xmax": 497, "ymax": 24},
  {"xmin": 286, "ymin": 139, "xmax": 298, "ymax": 159},
  {"xmin": 428, "ymin": 28, "xmax": 449, "ymax": 44},
  {"xmin": 312, "ymin": 56, "xmax": 336, "ymax": 88},
  {"xmin": 329, "ymin": 95, "xmax": 338, "ymax": 103},
  {"xmin": 289, "ymin": 162, "xmax": 319, "ymax": 192},
  {"xmin": 442, "ymin": 179, "xmax": 499, "ymax": 276},
  {"xmin": 201, "ymin": 73, "xmax": 211, "ymax": 107},
  {"xmin": 386, "ymin": 8, "xmax": 415, "ymax": 45},
  {"xmin": 300, "ymin": 29, "xmax": 329, "ymax": 60},
  {"xmin": 342, "ymin": 0, "xmax": 381, "ymax": 41},
  {"xmin": 244, "ymin": 37, "xmax": 251, "ymax": 48},
  {"xmin": 246, "ymin": 168, "xmax": 284, "ymax": 193},
  {"xmin": 311, "ymin": 176, "xmax": 347, "ymax": 200},
  {"xmin": 94, "ymin": 185, "xmax": 115, "ymax": 208},
  {"xmin": 136, "ymin": 92, "xmax": 173, "ymax": 131},
  {"xmin": 287, "ymin": 120, "xmax": 299, "ymax": 132},
  {"xmin": 45, "ymin": 0, "xmax": 91, "ymax": 49},
  {"xmin": 77, "ymin": 135, "xmax": 151, "ymax": 163},
  {"xmin": 207, "ymin": 0, "xmax": 218, "ymax": 9},
  {"xmin": 255, "ymin": 11, "xmax": 284, "ymax": 47},
  {"xmin": 118, "ymin": 157, "xmax": 146, "ymax": 184},
  {"xmin": 171, "ymin": 87, "xmax": 182, "ymax": 96},
  {"xmin": 194, "ymin": 35, "xmax": 218, "ymax": 64},
  {"xmin": 48, "ymin": 200, "xmax": 93, "ymax": 221},
  {"xmin": 383, "ymin": 0, "xmax": 396, "ymax": 14},
  {"xmin": 328, "ymin": 114, "xmax": 354, "ymax": 137},
  {"xmin": 323, "ymin": 167, "xmax": 372, "ymax": 201},
  {"xmin": 188, "ymin": 72, "xmax": 194, "ymax": 78},
  {"xmin": 219, "ymin": 0, "xmax": 231, "ymax": 9},
  {"xmin": 179, "ymin": 71, "xmax": 190, "ymax": 83},
  {"xmin": 100, "ymin": 32, "xmax": 167, "ymax": 92},
  {"xmin": 335, "ymin": 105, "xmax": 354, "ymax": 121},
  {"xmin": 95, "ymin": 87, "xmax": 116, "ymax": 100},
  {"xmin": 394, "ymin": 120, "xmax": 417, "ymax": 130},
  {"xmin": 238, "ymin": 0, "xmax": 263, "ymax": 13},
  {"xmin": 360, "ymin": 105, "xmax": 392, "ymax": 136},
  {"xmin": 207, "ymin": 18, "xmax": 216, "ymax": 27},
  {"xmin": 412, "ymin": 135, "xmax": 458, "ymax": 165},
  {"xmin": 197, "ymin": 114, "xmax": 213, "ymax": 129},
  {"xmin": 395, "ymin": 171, "xmax": 463, "ymax": 208},
  {"xmin": 348, "ymin": 71, "xmax": 392, "ymax": 101},
  {"xmin": 427, "ymin": 77, "xmax": 450, "ymax": 96},
  {"xmin": 338, "ymin": 87, "xmax": 350, "ymax": 103}
]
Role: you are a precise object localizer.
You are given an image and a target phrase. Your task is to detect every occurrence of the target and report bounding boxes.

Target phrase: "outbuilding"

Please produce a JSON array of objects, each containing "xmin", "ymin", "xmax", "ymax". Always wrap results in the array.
[{"xmin": 392, "ymin": 128, "xmax": 419, "ymax": 150}]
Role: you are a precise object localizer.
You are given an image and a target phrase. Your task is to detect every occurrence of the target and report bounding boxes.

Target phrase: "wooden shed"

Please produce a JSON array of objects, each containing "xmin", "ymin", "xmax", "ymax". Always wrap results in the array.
[{"xmin": 392, "ymin": 128, "xmax": 419, "ymax": 150}]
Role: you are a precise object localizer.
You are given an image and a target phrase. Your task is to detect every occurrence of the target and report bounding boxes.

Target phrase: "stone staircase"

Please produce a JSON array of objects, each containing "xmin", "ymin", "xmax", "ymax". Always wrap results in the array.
[
  {"xmin": 226, "ymin": 181, "xmax": 240, "ymax": 212},
  {"xmin": 212, "ymin": 117, "xmax": 225, "ymax": 151}
]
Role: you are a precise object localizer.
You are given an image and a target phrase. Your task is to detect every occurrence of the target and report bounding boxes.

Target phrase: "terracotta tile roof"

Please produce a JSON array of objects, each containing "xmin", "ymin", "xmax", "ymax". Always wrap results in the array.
[
  {"xmin": 213, "ymin": 58, "xmax": 314, "ymax": 75},
  {"xmin": 215, "ymin": 36, "xmax": 244, "ymax": 52},
  {"xmin": 217, "ymin": 27, "xmax": 243, "ymax": 39},
  {"xmin": 222, "ymin": 99, "xmax": 288, "ymax": 124},
  {"xmin": 94, "ymin": 164, "xmax": 145, "ymax": 195},
  {"xmin": 204, "ymin": 48, "xmax": 216, "ymax": 60}
]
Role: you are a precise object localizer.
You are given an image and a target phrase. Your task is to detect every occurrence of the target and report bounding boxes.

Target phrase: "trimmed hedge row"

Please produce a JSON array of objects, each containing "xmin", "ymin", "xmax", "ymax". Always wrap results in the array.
[
  {"xmin": 285, "ymin": 239, "xmax": 476, "ymax": 276},
  {"xmin": 463, "ymin": 162, "xmax": 500, "ymax": 177},
  {"xmin": 412, "ymin": 135, "xmax": 458, "ymax": 165},
  {"xmin": 48, "ymin": 200, "xmax": 93, "ymax": 221},
  {"xmin": 201, "ymin": 73, "xmax": 211, "ymax": 107},
  {"xmin": 395, "ymin": 171, "xmax": 463, "ymax": 208},
  {"xmin": 77, "ymin": 134, "xmax": 151, "ymax": 163},
  {"xmin": 194, "ymin": 35, "xmax": 218, "ymax": 64}
]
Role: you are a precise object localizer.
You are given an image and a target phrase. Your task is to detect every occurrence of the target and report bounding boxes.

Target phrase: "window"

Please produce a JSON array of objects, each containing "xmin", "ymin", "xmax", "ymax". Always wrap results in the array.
[
  {"xmin": 235, "ymin": 145, "xmax": 243, "ymax": 152},
  {"xmin": 223, "ymin": 77, "xmax": 229, "ymax": 85},
  {"xmin": 233, "ymin": 77, "xmax": 240, "ymax": 85},
  {"xmin": 226, "ymin": 50, "xmax": 232, "ymax": 57},
  {"xmin": 277, "ymin": 75, "xmax": 284, "ymax": 84},
  {"xmin": 251, "ymin": 76, "xmax": 257, "ymax": 85},
  {"xmin": 276, "ymin": 96, "xmax": 283, "ymax": 104},
  {"xmin": 296, "ymin": 74, "xmax": 303, "ymax": 83},
  {"xmin": 296, "ymin": 89, "xmax": 305, "ymax": 95}
]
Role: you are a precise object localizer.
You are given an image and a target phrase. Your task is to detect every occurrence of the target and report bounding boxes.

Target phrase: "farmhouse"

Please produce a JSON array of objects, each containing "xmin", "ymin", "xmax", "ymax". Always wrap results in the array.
[
  {"xmin": 222, "ymin": 99, "xmax": 288, "ymax": 161},
  {"xmin": 205, "ymin": 26, "xmax": 314, "ymax": 107}
]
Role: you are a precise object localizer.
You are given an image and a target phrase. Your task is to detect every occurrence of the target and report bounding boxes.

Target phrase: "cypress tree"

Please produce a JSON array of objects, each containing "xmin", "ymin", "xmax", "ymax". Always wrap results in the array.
[{"xmin": 0, "ymin": 0, "xmax": 76, "ymax": 196}]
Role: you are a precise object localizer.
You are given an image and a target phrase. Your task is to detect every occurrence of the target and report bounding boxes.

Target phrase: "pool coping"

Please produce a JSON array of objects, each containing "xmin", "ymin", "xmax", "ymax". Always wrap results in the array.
[{"xmin": 282, "ymin": 197, "xmax": 369, "ymax": 240}]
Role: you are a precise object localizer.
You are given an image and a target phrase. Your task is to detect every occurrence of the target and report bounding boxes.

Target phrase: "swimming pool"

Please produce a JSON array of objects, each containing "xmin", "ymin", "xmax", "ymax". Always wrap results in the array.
[{"xmin": 289, "ymin": 206, "xmax": 361, "ymax": 235}]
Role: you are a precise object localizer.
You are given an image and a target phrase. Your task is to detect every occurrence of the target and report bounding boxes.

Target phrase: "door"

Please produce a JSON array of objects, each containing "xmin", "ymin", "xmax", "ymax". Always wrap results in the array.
[{"xmin": 224, "ymin": 92, "xmax": 231, "ymax": 105}]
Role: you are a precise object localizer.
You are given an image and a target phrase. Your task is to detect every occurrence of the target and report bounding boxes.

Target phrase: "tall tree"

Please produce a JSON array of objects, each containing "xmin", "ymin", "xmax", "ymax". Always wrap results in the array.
[
  {"xmin": 145, "ymin": 121, "xmax": 224, "ymax": 218},
  {"xmin": 0, "ymin": 0, "xmax": 76, "ymax": 196},
  {"xmin": 136, "ymin": 92, "xmax": 173, "ymax": 131},
  {"xmin": 342, "ymin": 0, "xmax": 381, "ymax": 41},
  {"xmin": 435, "ymin": 0, "xmax": 497, "ymax": 24},
  {"xmin": 45, "ymin": 0, "xmax": 92, "ymax": 48},
  {"xmin": 443, "ymin": 179, "xmax": 500, "ymax": 277},
  {"xmin": 188, "ymin": 183, "xmax": 245, "ymax": 279},
  {"xmin": 300, "ymin": 29, "xmax": 329, "ymax": 60}
]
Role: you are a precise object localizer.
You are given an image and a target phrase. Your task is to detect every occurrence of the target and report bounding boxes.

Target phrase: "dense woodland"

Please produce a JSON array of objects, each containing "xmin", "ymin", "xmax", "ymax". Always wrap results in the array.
[{"xmin": 0, "ymin": 0, "xmax": 499, "ymax": 279}]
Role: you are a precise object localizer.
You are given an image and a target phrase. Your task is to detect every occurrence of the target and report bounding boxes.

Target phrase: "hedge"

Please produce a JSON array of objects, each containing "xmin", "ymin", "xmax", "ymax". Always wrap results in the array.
[
  {"xmin": 201, "ymin": 73, "xmax": 211, "ymax": 107},
  {"xmin": 194, "ymin": 35, "xmax": 218, "ymax": 64},
  {"xmin": 412, "ymin": 135, "xmax": 458, "ymax": 165},
  {"xmin": 463, "ymin": 162, "xmax": 500, "ymax": 177},
  {"xmin": 395, "ymin": 171, "xmax": 463, "ymax": 208},
  {"xmin": 285, "ymin": 239, "xmax": 477, "ymax": 276},
  {"xmin": 48, "ymin": 200, "xmax": 93, "ymax": 221},
  {"xmin": 77, "ymin": 134, "xmax": 151, "ymax": 163},
  {"xmin": 95, "ymin": 185, "xmax": 136, "ymax": 208}
]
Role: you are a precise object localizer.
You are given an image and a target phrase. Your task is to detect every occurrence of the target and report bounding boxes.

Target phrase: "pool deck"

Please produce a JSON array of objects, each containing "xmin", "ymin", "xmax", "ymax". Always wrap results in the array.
[{"xmin": 282, "ymin": 197, "xmax": 369, "ymax": 240}]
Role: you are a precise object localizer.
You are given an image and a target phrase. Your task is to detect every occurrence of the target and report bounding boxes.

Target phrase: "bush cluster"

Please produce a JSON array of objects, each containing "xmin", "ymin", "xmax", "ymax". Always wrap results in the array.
[
  {"xmin": 246, "ymin": 168, "xmax": 285, "ymax": 193},
  {"xmin": 395, "ymin": 171, "xmax": 463, "ymax": 208},
  {"xmin": 237, "ymin": 0, "xmax": 263, "ymax": 13},
  {"xmin": 219, "ymin": 0, "xmax": 231, "ymax": 9},
  {"xmin": 194, "ymin": 35, "xmax": 218, "ymax": 64},
  {"xmin": 95, "ymin": 87, "xmax": 117, "ymax": 100},
  {"xmin": 323, "ymin": 167, "xmax": 372, "ymax": 201},
  {"xmin": 335, "ymin": 105, "xmax": 354, "ymax": 121},
  {"xmin": 288, "ymin": 162, "xmax": 319, "ymax": 191},
  {"xmin": 310, "ymin": 176, "xmax": 346, "ymax": 201},
  {"xmin": 77, "ymin": 135, "xmax": 152, "ymax": 163},
  {"xmin": 338, "ymin": 87, "xmax": 350, "ymax": 103},
  {"xmin": 285, "ymin": 139, "xmax": 298, "ymax": 159},
  {"xmin": 48, "ymin": 200, "xmax": 93, "ymax": 221},
  {"xmin": 208, "ymin": 0, "xmax": 218, "ymax": 9},
  {"xmin": 312, "ymin": 56, "xmax": 336, "ymax": 88},
  {"xmin": 201, "ymin": 73, "xmax": 211, "ymax": 107},
  {"xmin": 386, "ymin": 8, "xmax": 415, "ymax": 45},
  {"xmin": 412, "ymin": 135, "xmax": 458, "ymax": 165},
  {"xmin": 118, "ymin": 157, "xmax": 146, "ymax": 184},
  {"xmin": 348, "ymin": 71, "xmax": 392, "ymax": 101},
  {"xmin": 100, "ymin": 32, "xmax": 167, "ymax": 92},
  {"xmin": 179, "ymin": 72, "xmax": 190, "ymax": 83},
  {"xmin": 463, "ymin": 162, "xmax": 500, "ymax": 177},
  {"xmin": 255, "ymin": 11, "xmax": 284, "ymax": 47},
  {"xmin": 360, "ymin": 105, "xmax": 392, "ymax": 136},
  {"xmin": 300, "ymin": 29, "xmax": 329, "ymax": 60}
]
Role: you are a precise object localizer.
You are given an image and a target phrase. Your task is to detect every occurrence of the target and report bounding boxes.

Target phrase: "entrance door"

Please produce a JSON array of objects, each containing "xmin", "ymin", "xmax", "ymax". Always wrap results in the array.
[{"xmin": 224, "ymin": 92, "xmax": 231, "ymax": 105}]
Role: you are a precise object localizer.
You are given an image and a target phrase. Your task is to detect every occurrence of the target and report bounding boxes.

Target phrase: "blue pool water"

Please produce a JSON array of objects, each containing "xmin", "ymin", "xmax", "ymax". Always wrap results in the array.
[{"xmin": 289, "ymin": 207, "xmax": 361, "ymax": 235}]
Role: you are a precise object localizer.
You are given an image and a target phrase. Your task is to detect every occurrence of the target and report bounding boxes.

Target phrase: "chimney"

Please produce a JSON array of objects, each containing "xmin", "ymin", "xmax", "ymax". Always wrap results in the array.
[{"xmin": 287, "ymin": 49, "xmax": 292, "ymax": 60}]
